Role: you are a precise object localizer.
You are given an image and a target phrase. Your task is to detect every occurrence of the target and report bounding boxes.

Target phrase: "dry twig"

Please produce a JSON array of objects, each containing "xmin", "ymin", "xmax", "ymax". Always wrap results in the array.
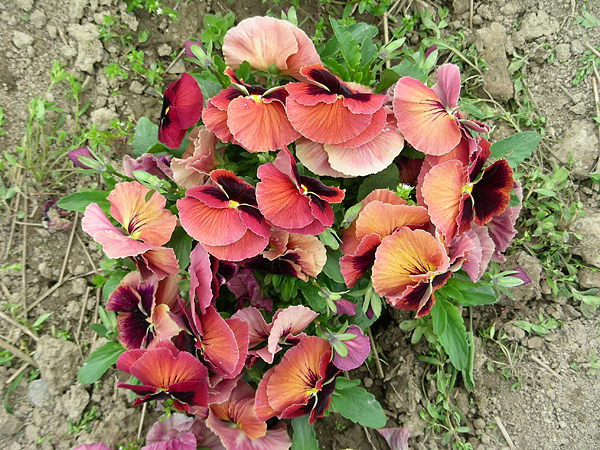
[
  {"xmin": 367, "ymin": 327, "xmax": 385, "ymax": 379},
  {"xmin": 21, "ymin": 195, "xmax": 28, "ymax": 318},
  {"xmin": 0, "ymin": 310, "xmax": 39, "ymax": 342},
  {"xmin": 58, "ymin": 211, "xmax": 79, "ymax": 284},
  {"xmin": 137, "ymin": 402, "xmax": 148, "ymax": 441},
  {"xmin": 530, "ymin": 354, "xmax": 564, "ymax": 380},
  {"xmin": 0, "ymin": 337, "xmax": 39, "ymax": 368},
  {"xmin": 494, "ymin": 416, "xmax": 516, "ymax": 450}
]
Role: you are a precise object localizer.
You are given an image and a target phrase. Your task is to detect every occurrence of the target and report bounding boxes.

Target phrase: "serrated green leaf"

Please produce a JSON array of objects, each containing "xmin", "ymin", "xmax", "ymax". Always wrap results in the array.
[
  {"xmin": 78, "ymin": 341, "xmax": 125, "ymax": 385},
  {"xmin": 57, "ymin": 191, "xmax": 110, "ymax": 213},
  {"xmin": 357, "ymin": 163, "xmax": 399, "ymax": 201},
  {"xmin": 132, "ymin": 117, "xmax": 160, "ymax": 157},
  {"xmin": 330, "ymin": 381, "xmax": 386, "ymax": 428},
  {"xmin": 489, "ymin": 131, "xmax": 540, "ymax": 168},
  {"xmin": 291, "ymin": 416, "xmax": 319, "ymax": 450},
  {"xmin": 337, "ymin": 31, "xmax": 361, "ymax": 69}
]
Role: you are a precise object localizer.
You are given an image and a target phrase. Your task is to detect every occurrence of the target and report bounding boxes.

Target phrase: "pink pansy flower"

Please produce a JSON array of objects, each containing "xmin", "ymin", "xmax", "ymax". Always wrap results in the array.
[
  {"xmin": 207, "ymin": 379, "xmax": 291, "ymax": 450},
  {"xmin": 393, "ymin": 63, "xmax": 487, "ymax": 156},
  {"xmin": 202, "ymin": 68, "xmax": 300, "ymax": 152},
  {"xmin": 255, "ymin": 336, "xmax": 340, "ymax": 424},
  {"xmin": 421, "ymin": 138, "xmax": 513, "ymax": 242},
  {"xmin": 82, "ymin": 181, "xmax": 179, "ymax": 279},
  {"xmin": 107, "ymin": 272, "xmax": 185, "ymax": 350},
  {"xmin": 223, "ymin": 16, "xmax": 320, "ymax": 81},
  {"xmin": 232, "ymin": 305, "xmax": 318, "ymax": 364},
  {"xmin": 143, "ymin": 413, "xmax": 224, "ymax": 450},
  {"xmin": 242, "ymin": 230, "xmax": 326, "ymax": 282},
  {"xmin": 177, "ymin": 170, "xmax": 271, "ymax": 261},
  {"xmin": 158, "ymin": 73, "xmax": 204, "ymax": 149},
  {"xmin": 71, "ymin": 445, "xmax": 111, "ymax": 450},
  {"xmin": 256, "ymin": 148, "xmax": 345, "ymax": 235},
  {"xmin": 171, "ymin": 126, "xmax": 222, "ymax": 189},
  {"xmin": 285, "ymin": 64, "xmax": 387, "ymax": 145},
  {"xmin": 371, "ymin": 227, "xmax": 451, "ymax": 318},
  {"xmin": 116, "ymin": 341, "xmax": 209, "ymax": 415},
  {"xmin": 123, "ymin": 153, "xmax": 174, "ymax": 182}
]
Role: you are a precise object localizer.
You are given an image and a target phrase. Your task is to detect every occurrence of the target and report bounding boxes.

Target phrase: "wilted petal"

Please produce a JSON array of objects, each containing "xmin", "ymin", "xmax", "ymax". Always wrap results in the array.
[
  {"xmin": 377, "ymin": 427, "xmax": 411, "ymax": 450},
  {"xmin": 488, "ymin": 181, "xmax": 522, "ymax": 262}
]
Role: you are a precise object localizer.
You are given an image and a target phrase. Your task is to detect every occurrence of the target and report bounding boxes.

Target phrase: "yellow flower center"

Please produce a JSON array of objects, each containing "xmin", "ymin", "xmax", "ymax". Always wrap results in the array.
[
  {"xmin": 250, "ymin": 94, "xmax": 262, "ymax": 102},
  {"xmin": 165, "ymin": 107, "xmax": 170, "ymax": 115},
  {"xmin": 228, "ymin": 200, "xmax": 240, "ymax": 209},
  {"xmin": 300, "ymin": 184, "xmax": 309, "ymax": 195},
  {"xmin": 463, "ymin": 183, "xmax": 474, "ymax": 194}
]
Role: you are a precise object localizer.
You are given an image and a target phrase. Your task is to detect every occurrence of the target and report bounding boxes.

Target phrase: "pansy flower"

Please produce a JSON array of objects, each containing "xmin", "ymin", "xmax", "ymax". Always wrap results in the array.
[
  {"xmin": 207, "ymin": 379, "xmax": 291, "ymax": 450},
  {"xmin": 285, "ymin": 64, "xmax": 386, "ymax": 145},
  {"xmin": 223, "ymin": 16, "xmax": 320, "ymax": 82},
  {"xmin": 256, "ymin": 148, "xmax": 345, "ymax": 235},
  {"xmin": 171, "ymin": 126, "xmax": 222, "ymax": 189},
  {"xmin": 255, "ymin": 336, "xmax": 340, "ymax": 424},
  {"xmin": 202, "ymin": 68, "xmax": 300, "ymax": 152},
  {"xmin": 82, "ymin": 181, "xmax": 179, "ymax": 279},
  {"xmin": 393, "ymin": 63, "xmax": 487, "ymax": 156},
  {"xmin": 324, "ymin": 325, "xmax": 370, "ymax": 371},
  {"xmin": 244, "ymin": 230, "xmax": 326, "ymax": 281},
  {"xmin": 421, "ymin": 137, "xmax": 513, "ymax": 241},
  {"xmin": 178, "ymin": 170, "xmax": 271, "ymax": 261},
  {"xmin": 340, "ymin": 191, "xmax": 430, "ymax": 289},
  {"xmin": 371, "ymin": 227, "xmax": 451, "ymax": 317},
  {"xmin": 158, "ymin": 73, "xmax": 204, "ymax": 149},
  {"xmin": 143, "ymin": 413, "xmax": 224, "ymax": 450},
  {"xmin": 232, "ymin": 305, "xmax": 318, "ymax": 364},
  {"xmin": 107, "ymin": 272, "xmax": 185, "ymax": 350},
  {"xmin": 116, "ymin": 341, "xmax": 209, "ymax": 415},
  {"xmin": 296, "ymin": 112, "xmax": 405, "ymax": 177}
]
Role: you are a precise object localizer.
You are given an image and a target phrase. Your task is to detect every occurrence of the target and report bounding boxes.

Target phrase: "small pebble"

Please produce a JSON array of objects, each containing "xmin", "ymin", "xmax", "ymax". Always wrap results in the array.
[{"xmin": 363, "ymin": 377, "xmax": 373, "ymax": 388}]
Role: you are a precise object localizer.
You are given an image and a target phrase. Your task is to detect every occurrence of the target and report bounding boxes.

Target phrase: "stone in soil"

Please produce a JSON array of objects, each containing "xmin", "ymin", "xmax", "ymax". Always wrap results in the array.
[
  {"xmin": 475, "ymin": 22, "xmax": 513, "ymax": 102},
  {"xmin": 35, "ymin": 335, "xmax": 80, "ymax": 395},
  {"xmin": 570, "ymin": 213, "xmax": 600, "ymax": 269},
  {"xmin": 556, "ymin": 120, "xmax": 599, "ymax": 179}
]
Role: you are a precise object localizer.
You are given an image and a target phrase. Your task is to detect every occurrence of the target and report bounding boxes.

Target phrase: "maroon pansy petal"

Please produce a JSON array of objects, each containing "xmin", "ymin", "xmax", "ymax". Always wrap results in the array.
[
  {"xmin": 472, "ymin": 159, "xmax": 513, "ymax": 226},
  {"xmin": 340, "ymin": 233, "xmax": 381, "ymax": 288},
  {"xmin": 169, "ymin": 73, "xmax": 204, "ymax": 129}
]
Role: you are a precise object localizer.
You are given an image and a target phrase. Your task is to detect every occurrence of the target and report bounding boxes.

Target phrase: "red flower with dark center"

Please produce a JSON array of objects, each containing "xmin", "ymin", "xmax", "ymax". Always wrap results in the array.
[
  {"xmin": 285, "ymin": 64, "xmax": 386, "ymax": 145},
  {"xmin": 256, "ymin": 148, "xmax": 344, "ymax": 235},
  {"xmin": 178, "ymin": 170, "xmax": 271, "ymax": 261},
  {"xmin": 158, "ymin": 73, "xmax": 203, "ymax": 149},
  {"xmin": 116, "ymin": 341, "xmax": 209, "ymax": 415}
]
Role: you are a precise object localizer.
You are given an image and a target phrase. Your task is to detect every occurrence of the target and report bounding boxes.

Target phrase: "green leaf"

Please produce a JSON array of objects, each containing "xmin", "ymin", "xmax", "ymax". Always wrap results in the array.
[
  {"xmin": 431, "ymin": 298, "xmax": 447, "ymax": 336},
  {"xmin": 102, "ymin": 270, "xmax": 128, "ymax": 300},
  {"xmin": 57, "ymin": 191, "xmax": 110, "ymax": 213},
  {"xmin": 298, "ymin": 281, "xmax": 326, "ymax": 313},
  {"xmin": 319, "ymin": 228, "xmax": 339, "ymax": 250},
  {"xmin": 590, "ymin": 172, "xmax": 600, "ymax": 185},
  {"xmin": 291, "ymin": 416, "xmax": 319, "ymax": 450},
  {"xmin": 78, "ymin": 341, "xmax": 125, "ymax": 385},
  {"xmin": 322, "ymin": 249, "xmax": 345, "ymax": 284},
  {"xmin": 337, "ymin": 31, "xmax": 361, "ymax": 69},
  {"xmin": 435, "ymin": 298, "xmax": 469, "ymax": 371},
  {"xmin": 360, "ymin": 36, "xmax": 377, "ymax": 66},
  {"xmin": 357, "ymin": 163, "xmax": 399, "ymax": 201},
  {"xmin": 390, "ymin": 59, "xmax": 428, "ymax": 82},
  {"xmin": 455, "ymin": 284, "xmax": 498, "ymax": 306},
  {"xmin": 489, "ymin": 131, "xmax": 540, "ymax": 168},
  {"xmin": 89, "ymin": 323, "xmax": 108, "ymax": 338},
  {"xmin": 132, "ymin": 117, "xmax": 160, "ymax": 157},
  {"xmin": 330, "ymin": 379, "xmax": 386, "ymax": 428},
  {"xmin": 346, "ymin": 22, "xmax": 378, "ymax": 43},
  {"xmin": 4, "ymin": 370, "xmax": 24, "ymax": 414},
  {"xmin": 167, "ymin": 227, "xmax": 193, "ymax": 271}
]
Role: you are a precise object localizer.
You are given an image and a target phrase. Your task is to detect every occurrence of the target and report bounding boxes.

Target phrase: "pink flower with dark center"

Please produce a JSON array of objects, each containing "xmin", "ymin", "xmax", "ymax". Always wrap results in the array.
[
  {"xmin": 202, "ymin": 68, "xmax": 300, "ymax": 152},
  {"xmin": 393, "ymin": 63, "xmax": 487, "ymax": 156},
  {"xmin": 371, "ymin": 227, "xmax": 451, "ymax": 317},
  {"xmin": 421, "ymin": 138, "xmax": 513, "ymax": 242},
  {"xmin": 116, "ymin": 341, "xmax": 209, "ymax": 415},
  {"xmin": 82, "ymin": 181, "xmax": 179, "ymax": 279},
  {"xmin": 143, "ymin": 413, "xmax": 224, "ymax": 450},
  {"xmin": 207, "ymin": 379, "xmax": 291, "ymax": 450},
  {"xmin": 285, "ymin": 64, "xmax": 386, "ymax": 145},
  {"xmin": 256, "ymin": 148, "xmax": 344, "ymax": 235},
  {"xmin": 177, "ymin": 170, "xmax": 271, "ymax": 261},
  {"xmin": 158, "ymin": 73, "xmax": 203, "ymax": 149},
  {"xmin": 255, "ymin": 336, "xmax": 340, "ymax": 424},
  {"xmin": 107, "ymin": 272, "xmax": 185, "ymax": 350}
]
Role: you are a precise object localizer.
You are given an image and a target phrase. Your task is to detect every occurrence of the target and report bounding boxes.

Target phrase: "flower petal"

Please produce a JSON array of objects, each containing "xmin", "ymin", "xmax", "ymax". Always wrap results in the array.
[
  {"xmin": 472, "ymin": 159, "xmax": 513, "ymax": 225},
  {"xmin": 201, "ymin": 229, "xmax": 269, "ymax": 262},
  {"xmin": 355, "ymin": 201, "xmax": 430, "ymax": 241},
  {"xmin": 295, "ymin": 137, "xmax": 351, "ymax": 178},
  {"xmin": 431, "ymin": 63, "xmax": 461, "ymax": 110},
  {"xmin": 393, "ymin": 77, "xmax": 461, "ymax": 156}
]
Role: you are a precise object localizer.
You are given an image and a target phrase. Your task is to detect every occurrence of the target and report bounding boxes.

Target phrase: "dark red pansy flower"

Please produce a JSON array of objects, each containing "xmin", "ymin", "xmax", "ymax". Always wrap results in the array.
[{"xmin": 158, "ymin": 73, "xmax": 203, "ymax": 149}]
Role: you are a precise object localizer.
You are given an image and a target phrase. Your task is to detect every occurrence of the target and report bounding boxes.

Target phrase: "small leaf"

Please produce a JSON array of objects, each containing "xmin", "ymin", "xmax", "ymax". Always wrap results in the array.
[
  {"xmin": 323, "ymin": 249, "xmax": 345, "ymax": 284},
  {"xmin": 435, "ymin": 298, "xmax": 469, "ymax": 371},
  {"xmin": 132, "ymin": 117, "xmax": 160, "ymax": 157},
  {"xmin": 57, "ymin": 191, "xmax": 110, "ymax": 213},
  {"xmin": 330, "ymin": 380, "xmax": 386, "ymax": 428},
  {"xmin": 489, "ymin": 131, "xmax": 540, "ymax": 168},
  {"xmin": 291, "ymin": 416, "xmax": 319, "ymax": 450},
  {"xmin": 357, "ymin": 163, "xmax": 399, "ymax": 201},
  {"xmin": 78, "ymin": 341, "xmax": 125, "ymax": 385},
  {"xmin": 167, "ymin": 227, "xmax": 193, "ymax": 271}
]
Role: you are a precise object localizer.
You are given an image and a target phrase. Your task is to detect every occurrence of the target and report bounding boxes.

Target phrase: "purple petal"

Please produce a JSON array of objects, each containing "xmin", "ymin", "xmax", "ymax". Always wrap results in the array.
[
  {"xmin": 331, "ymin": 325, "xmax": 370, "ymax": 371},
  {"xmin": 377, "ymin": 427, "xmax": 410, "ymax": 450},
  {"xmin": 68, "ymin": 147, "xmax": 94, "ymax": 169}
]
